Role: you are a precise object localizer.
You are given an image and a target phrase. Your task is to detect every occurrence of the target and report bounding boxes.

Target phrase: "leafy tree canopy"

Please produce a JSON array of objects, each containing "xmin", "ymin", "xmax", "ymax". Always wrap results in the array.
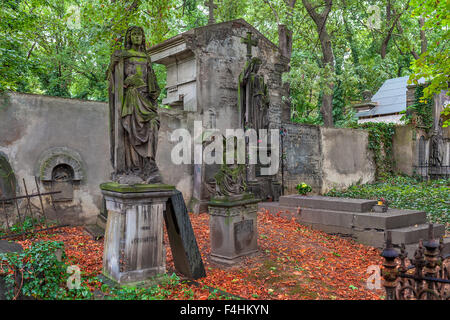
[{"xmin": 0, "ymin": 0, "xmax": 447, "ymax": 126}]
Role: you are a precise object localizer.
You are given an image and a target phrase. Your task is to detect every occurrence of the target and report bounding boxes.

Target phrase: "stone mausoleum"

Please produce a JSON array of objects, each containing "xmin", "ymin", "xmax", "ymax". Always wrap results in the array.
[{"xmin": 148, "ymin": 19, "xmax": 290, "ymax": 213}]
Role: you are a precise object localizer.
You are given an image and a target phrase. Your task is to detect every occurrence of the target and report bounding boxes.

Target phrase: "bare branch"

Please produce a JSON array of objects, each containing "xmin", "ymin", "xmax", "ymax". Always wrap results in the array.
[{"xmin": 263, "ymin": 0, "xmax": 280, "ymax": 24}]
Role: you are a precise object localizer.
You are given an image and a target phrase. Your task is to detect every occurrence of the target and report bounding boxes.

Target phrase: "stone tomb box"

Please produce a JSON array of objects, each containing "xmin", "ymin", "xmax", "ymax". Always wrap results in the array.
[{"xmin": 208, "ymin": 194, "xmax": 260, "ymax": 264}]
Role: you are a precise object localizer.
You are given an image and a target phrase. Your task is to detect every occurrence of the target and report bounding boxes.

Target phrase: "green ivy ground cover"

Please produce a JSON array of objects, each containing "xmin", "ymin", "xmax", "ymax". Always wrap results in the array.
[{"xmin": 326, "ymin": 176, "xmax": 449, "ymax": 231}]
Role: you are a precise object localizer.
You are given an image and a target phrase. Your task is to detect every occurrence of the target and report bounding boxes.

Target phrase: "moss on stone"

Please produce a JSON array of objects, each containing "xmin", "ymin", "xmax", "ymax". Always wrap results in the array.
[
  {"xmin": 99, "ymin": 182, "xmax": 175, "ymax": 193},
  {"xmin": 208, "ymin": 193, "xmax": 259, "ymax": 207}
]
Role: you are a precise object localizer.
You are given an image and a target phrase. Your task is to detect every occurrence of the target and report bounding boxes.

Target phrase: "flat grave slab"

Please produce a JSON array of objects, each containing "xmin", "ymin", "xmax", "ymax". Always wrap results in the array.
[
  {"xmin": 258, "ymin": 196, "xmax": 448, "ymax": 252},
  {"xmin": 279, "ymin": 195, "xmax": 377, "ymax": 212}
]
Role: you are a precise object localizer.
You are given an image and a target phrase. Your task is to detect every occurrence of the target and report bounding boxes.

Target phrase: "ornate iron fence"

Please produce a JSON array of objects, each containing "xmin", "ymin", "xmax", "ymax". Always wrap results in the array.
[
  {"xmin": 413, "ymin": 162, "xmax": 450, "ymax": 181},
  {"xmin": 0, "ymin": 177, "xmax": 65, "ymax": 240},
  {"xmin": 381, "ymin": 225, "xmax": 450, "ymax": 300}
]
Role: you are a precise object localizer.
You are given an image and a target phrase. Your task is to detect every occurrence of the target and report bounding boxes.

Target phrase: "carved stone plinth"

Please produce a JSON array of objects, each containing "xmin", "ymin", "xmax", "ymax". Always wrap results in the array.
[
  {"xmin": 100, "ymin": 182, "xmax": 175, "ymax": 285},
  {"xmin": 208, "ymin": 193, "xmax": 260, "ymax": 265}
]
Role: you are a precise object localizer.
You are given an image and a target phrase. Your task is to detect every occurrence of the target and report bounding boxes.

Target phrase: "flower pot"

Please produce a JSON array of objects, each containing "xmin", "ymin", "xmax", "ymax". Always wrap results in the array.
[{"xmin": 373, "ymin": 204, "xmax": 388, "ymax": 213}]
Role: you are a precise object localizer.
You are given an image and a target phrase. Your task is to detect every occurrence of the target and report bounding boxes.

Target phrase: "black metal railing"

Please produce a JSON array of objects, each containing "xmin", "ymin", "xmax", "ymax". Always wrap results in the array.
[
  {"xmin": 381, "ymin": 225, "xmax": 450, "ymax": 300},
  {"xmin": 0, "ymin": 177, "xmax": 66, "ymax": 239},
  {"xmin": 413, "ymin": 161, "xmax": 450, "ymax": 181}
]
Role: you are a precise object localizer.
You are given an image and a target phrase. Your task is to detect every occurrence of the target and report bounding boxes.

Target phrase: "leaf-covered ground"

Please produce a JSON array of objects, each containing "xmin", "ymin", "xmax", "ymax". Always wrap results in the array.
[{"xmin": 16, "ymin": 209, "xmax": 384, "ymax": 300}]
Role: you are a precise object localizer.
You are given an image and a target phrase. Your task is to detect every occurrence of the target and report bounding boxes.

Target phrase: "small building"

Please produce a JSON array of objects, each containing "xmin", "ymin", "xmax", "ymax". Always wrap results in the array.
[{"xmin": 353, "ymin": 76, "xmax": 424, "ymax": 124}]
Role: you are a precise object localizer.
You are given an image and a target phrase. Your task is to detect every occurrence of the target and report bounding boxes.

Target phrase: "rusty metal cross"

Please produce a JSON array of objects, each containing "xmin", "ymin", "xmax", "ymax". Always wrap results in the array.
[
  {"xmin": 241, "ymin": 31, "xmax": 258, "ymax": 60},
  {"xmin": 204, "ymin": 0, "xmax": 218, "ymax": 25}
]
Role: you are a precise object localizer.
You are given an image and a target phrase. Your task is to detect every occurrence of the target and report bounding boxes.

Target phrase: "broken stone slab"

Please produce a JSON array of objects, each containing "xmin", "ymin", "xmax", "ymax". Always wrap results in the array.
[
  {"xmin": 208, "ymin": 194, "xmax": 260, "ymax": 265},
  {"xmin": 0, "ymin": 240, "xmax": 23, "ymax": 254},
  {"xmin": 164, "ymin": 190, "xmax": 206, "ymax": 279},
  {"xmin": 396, "ymin": 237, "xmax": 450, "ymax": 258},
  {"xmin": 352, "ymin": 209, "xmax": 428, "ymax": 230},
  {"xmin": 84, "ymin": 224, "xmax": 105, "ymax": 241},
  {"xmin": 390, "ymin": 223, "xmax": 445, "ymax": 245},
  {"xmin": 279, "ymin": 195, "xmax": 377, "ymax": 213}
]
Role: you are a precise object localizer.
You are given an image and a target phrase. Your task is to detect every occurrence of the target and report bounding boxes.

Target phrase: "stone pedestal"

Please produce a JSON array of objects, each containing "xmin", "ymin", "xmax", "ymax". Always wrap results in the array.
[
  {"xmin": 246, "ymin": 180, "xmax": 261, "ymax": 200},
  {"xmin": 208, "ymin": 194, "xmax": 260, "ymax": 265},
  {"xmin": 100, "ymin": 182, "xmax": 175, "ymax": 285}
]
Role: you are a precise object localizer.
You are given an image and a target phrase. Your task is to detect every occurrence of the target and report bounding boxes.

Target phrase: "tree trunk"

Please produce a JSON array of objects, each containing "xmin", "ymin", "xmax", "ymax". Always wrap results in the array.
[
  {"xmin": 302, "ymin": 0, "xmax": 335, "ymax": 127},
  {"xmin": 278, "ymin": 24, "xmax": 293, "ymax": 60},
  {"xmin": 419, "ymin": 17, "xmax": 427, "ymax": 55},
  {"xmin": 319, "ymin": 30, "xmax": 334, "ymax": 127}
]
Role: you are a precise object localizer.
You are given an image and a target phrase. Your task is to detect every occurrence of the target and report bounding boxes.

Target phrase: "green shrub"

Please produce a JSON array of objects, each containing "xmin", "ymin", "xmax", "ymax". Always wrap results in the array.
[
  {"xmin": 99, "ymin": 273, "xmax": 181, "ymax": 300},
  {"xmin": 0, "ymin": 241, "xmax": 92, "ymax": 300},
  {"xmin": 296, "ymin": 183, "xmax": 312, "ymax": 195}
]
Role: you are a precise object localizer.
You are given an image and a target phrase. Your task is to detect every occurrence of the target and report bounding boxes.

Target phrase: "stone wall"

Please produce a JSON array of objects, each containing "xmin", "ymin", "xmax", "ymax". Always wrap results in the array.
[
  {"xmin": 282, "ymin": 124, "xmax": 322, "ymax": 193},
  {"xmin": 0, "ymin": 92, "xmax": 111, "ymax": 225},
  {"xmin": 393, "ymin": 123, "xmax": 450, "ymax": 177},
  {"xmin": 320, "ymin": 127, "xmax": 375, "ymax": 193},
  {"xmin": 282, "ymin": 124, "xmax": 376, "ymax": 194},
  {"xmin": 392, "ymin": 124, "xmax": 416, "ymax": 175}
]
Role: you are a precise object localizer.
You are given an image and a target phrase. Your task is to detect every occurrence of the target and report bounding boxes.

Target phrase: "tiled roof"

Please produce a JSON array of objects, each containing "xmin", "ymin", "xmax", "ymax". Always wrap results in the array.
[{"xmin": 356, "ymin": 76, "xmax": 410, "ymax": 118}]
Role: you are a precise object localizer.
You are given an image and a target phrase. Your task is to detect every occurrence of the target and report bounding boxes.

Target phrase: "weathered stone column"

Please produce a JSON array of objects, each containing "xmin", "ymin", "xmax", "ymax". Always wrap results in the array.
[
  {"xmin": 100, "ymin": 182, "xmax": 175, "ymax": 285},
  {"xmin": 208, "ymin": 193, "xmax": 259, "ymax": 265}
]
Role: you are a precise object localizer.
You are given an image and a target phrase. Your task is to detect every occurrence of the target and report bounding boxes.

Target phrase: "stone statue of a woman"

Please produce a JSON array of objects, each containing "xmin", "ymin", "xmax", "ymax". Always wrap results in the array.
[{"xmin": 107, "ymin": 26, "xmax": 161, "ymax": 184}]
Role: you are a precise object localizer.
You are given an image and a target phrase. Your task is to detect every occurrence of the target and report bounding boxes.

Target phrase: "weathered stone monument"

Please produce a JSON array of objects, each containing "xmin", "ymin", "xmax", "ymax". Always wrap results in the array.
[
  {"xmin": 101, "ymin": 26, "xmax": 205, "ymax": 285},
  {"xmin": 238, "ymin": 33, "xmax": 271, "ymax": 199},
  {"xmin": 0, "ymin": 152, "xmax": 16, "ymax": 201},
  {"xmin": 207, "ymin": 137, "xmax": 260, "ymax": 264},
  {"xmin": 148, "ymin": 19, "xmax": 289, "ymax": 213}
]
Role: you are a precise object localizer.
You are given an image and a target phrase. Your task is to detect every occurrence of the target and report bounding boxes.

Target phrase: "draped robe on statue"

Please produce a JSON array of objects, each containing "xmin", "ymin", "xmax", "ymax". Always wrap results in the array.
[
  {"xmin": 238, "ymin": 58, "xmax": 269, "ymax": 133},
  {"xmin": 107, "ymin": 49, "xmax": 161, "ymax": 182}
]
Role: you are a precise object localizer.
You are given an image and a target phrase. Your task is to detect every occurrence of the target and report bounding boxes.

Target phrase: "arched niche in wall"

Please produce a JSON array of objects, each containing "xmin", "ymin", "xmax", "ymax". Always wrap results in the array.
[
  {"xmin": 37, "ymin": 147, "xmax": 84, "ymax": 202},
  {"xmin": 0, "ymin": 152, "xmax": 17, "ymax": 200},
  {"xmin": 418, "ymin": 135, "xmax": 426, "ymax": 166}
]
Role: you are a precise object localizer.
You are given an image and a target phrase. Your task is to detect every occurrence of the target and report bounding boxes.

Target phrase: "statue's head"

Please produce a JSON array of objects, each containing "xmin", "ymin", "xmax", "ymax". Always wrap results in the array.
[
  {"xmin": 125, "ymin": 26, "xmax": 146, "ymax": 51},
  {"xmin": 250, "ymin": 57, "xmax": 262, "ymax": 73}
]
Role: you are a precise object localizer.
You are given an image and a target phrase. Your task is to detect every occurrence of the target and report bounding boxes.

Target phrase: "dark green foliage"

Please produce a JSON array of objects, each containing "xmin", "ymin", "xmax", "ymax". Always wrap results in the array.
[
  {"xmin": 7, "ymin": 216, "xmax": 43, "ymax": 234},
  {"xmin": 0, "ymin": 241, "xmax": 92, "ymax": 300},
  {"xmin": 348, "ymin": 122, "xmax": 396, "ymax": 179},
  {"xmin": 98, "ymin": 273, "xmax": 181, "ymax": 300},
  {"xmin": 296, "ymin": 182, "xmax": 312, "ymax": 195},
  {"xmin": 403, "ymin": 84, "xmax": 434, "ymax": 132}
]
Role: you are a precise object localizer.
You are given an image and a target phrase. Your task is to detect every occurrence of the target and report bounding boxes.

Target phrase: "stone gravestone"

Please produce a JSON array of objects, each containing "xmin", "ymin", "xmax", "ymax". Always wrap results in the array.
[
  {"xmin": 208, "ymin": 195, "xmax": 260, "ymax": 265},
  {"xmin": 0, "ymin": 152, "xmax": 16, "ymax": 201},
  {"xmin": 207, "ymin": 137, "xmax": 260, "ymax": 264},
  {"xmin": 101, "ymin": 26, "xmax": 205, "ymax": 286},
  {"xmin": 165, "ymin": 191, "xmax": 206, "ymax": 279}
]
